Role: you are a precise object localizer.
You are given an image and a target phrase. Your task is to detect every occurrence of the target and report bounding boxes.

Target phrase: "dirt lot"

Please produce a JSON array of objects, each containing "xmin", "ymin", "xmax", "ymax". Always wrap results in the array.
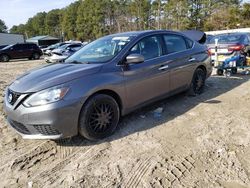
[{"xmin": 0, "ymin": 59, "xmax": 250, "ymax": 188}]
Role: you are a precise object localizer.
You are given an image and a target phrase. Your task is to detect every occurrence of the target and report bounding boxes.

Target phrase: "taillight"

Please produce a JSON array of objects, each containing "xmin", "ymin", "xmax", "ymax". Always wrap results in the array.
[
  {"xmin": 207, "ymin": 49, "xmax": 212, "ymax": 56},
  {"xmin": 228, "ymin": 45, "xmax": 244, "ymax": 52}
]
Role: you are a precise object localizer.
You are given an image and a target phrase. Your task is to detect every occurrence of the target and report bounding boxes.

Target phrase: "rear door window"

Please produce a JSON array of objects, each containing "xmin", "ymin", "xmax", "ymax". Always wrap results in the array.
[
  {"xmin": 163, "ymin": 35, "xmax": 188, "ymax": 54},
  {"xmin": 129, "ymin": 35, "xmax": 162, "ymax": 60},
  {"xmin": 13, "ymin": 44, "xmax": 22, "ymax": 50}
]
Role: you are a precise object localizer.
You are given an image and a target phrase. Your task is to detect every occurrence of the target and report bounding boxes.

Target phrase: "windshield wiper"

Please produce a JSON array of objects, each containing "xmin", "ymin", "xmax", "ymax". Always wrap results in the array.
[{"xmin": 67, "ymin": 60, "xmax": 90, "ymax": 64}]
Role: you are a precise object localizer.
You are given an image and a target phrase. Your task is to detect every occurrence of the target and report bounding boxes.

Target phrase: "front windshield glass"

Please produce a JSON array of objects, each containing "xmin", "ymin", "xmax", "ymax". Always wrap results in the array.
[
  {"xmin": 208, "ymin": 34, "xmax": 242, "ymax": 44},
  {"xmin": 2, "ymin": 45, "xmax": 13, "ymax": 50},
  {"xmin": 65, "ymin": 36, "xmax": 133, "ymax": 64}
]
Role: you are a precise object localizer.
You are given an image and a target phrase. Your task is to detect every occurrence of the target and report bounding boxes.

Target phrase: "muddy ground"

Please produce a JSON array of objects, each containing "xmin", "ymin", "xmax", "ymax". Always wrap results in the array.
[{"xmin": 0, "ymin": 59, "xmax": 250, "ymax": 188}]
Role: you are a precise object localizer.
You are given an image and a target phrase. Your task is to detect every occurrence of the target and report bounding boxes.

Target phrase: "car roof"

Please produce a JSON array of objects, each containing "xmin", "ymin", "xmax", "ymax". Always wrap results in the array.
[
  {"xmin": 214, "ymin": 32, "xmax": 250, "ymax": 37},
  {"xmin": 107, "ymin": 30, "xmax": 181, "ymax": 38}
]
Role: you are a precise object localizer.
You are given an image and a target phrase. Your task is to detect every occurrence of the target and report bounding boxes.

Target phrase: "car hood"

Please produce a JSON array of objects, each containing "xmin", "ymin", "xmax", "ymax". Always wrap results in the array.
[{"xmin": 9, "ymin": 63, "xmax": 102, "ymax": 93}]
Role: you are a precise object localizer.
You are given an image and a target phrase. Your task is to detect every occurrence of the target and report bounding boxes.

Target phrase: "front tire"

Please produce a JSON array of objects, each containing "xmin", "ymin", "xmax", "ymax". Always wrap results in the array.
[
  {"xmin": 0, "ymin": 54, "xmax": 10, "ymax": 62},
  {"xmin": 79, "ymin": 94, "xmax": 120, "ymax": 141},
  {"xmin": 188, "ymin": 68, "xmax": 206, "ymax": 96}
]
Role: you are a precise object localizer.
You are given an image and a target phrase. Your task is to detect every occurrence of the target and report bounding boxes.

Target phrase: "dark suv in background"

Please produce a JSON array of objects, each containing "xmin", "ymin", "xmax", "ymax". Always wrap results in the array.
[{"xmin": 0, "ymin": 43, "xmax": 42, "ymax": 62}]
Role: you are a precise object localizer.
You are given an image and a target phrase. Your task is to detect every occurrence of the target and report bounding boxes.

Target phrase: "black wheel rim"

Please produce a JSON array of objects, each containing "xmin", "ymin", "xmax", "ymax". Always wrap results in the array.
[
  {"xmin": 88, "ymin": 102, "xmax": 115, "ymax": 133},
  {"xmin": 194, "ymin": 71, "xmax": 205, "ymax": 93}
]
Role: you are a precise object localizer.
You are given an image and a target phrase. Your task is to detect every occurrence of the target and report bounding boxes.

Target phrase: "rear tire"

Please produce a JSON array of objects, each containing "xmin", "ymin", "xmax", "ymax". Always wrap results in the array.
[
  {"xmin": 217, "ymin": 69, "xmax": 224, "ymax": 76},
  {"xmin": 79, "ymin": 94, "xmax": 120, "ymax": 141},
  {"xmin": 0, "ymin": 54, "xmax": 10, "ymax": 62},
  {"xmin": 188, "ymin": 68, "xmax": 206, "ymax": 96},
  {"xmin": 231, "ymin": 68, "xmax": 237, "ymax": 74},
  {"xmin": 32, "ymin": 52, "xmax": 40, "ymax": 60}
]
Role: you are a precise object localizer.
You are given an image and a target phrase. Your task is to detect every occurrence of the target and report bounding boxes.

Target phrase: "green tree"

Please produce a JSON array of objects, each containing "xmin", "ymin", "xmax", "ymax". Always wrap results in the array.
[
  {"xmin": 62, "ymin": 1, "xmax": 80, "ymax": 40},
  {"xmin": 0, "ymin": 19, "xmax": 8, "ymax": 33},
  {"xmin": 10, "ymin": 24, "xmax": 26, "ymax": 35},
  {"xmin": 45, "ymin": 9, "xmax": 62, "ymax": 37}
]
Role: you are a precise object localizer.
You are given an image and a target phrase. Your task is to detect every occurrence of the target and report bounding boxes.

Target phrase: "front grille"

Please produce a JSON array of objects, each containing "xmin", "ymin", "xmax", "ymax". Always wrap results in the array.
[
  {"xmin": 33, "ymin": 125, "xmax": 60, "ymax": 135},
  {"xmin": 8, "ymin": 119, "xmax": 30, "ymax": 134},
  {"xmin": 7, "ymin": 89, "xmax": 21, "ymax": 105}
]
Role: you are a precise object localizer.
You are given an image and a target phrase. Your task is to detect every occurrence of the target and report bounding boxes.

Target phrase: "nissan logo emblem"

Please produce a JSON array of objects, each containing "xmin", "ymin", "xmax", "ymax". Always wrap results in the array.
[{"xmin": 8, "ymin": 93, "xmax": 13, "ymax": 103}]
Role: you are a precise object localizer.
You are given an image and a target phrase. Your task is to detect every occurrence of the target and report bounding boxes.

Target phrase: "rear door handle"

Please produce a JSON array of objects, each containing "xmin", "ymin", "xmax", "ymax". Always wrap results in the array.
[
  {"xmin": 159, "ymin": 64, "xmax": 169, "ymax": 71},
  {"xmin": 189, "ymin": 57, "xmax": 196, "ymax": 62}
]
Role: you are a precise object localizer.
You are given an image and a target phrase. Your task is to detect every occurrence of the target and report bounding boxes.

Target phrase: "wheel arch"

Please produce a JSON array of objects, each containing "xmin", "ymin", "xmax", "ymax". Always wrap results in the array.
[
  {"xmin": 197, "ymin": 64, "xmax": 207, "ymax": 75},
  {"xmin": 84, "ymin": 89, "xmax": 123, "ymax": 113}
]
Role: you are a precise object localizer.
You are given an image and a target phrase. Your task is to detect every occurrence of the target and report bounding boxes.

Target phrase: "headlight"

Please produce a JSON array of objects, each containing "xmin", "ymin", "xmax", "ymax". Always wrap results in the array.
[{"xmin": 23, "ymin": 86, "xmax": 69, "ymax": 107}]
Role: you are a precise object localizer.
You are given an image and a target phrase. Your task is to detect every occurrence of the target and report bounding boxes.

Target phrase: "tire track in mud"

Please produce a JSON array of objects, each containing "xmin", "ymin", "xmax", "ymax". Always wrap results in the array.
[
  {"xmin": 122, "ymin": 153, "xmax": 196, "ymax": 188},
  {"xmin": 31, "ymin": 142, "xmax": 111, "ymax": 187},
  {"xmin": 0, "ymin": 140, "xmax": 49, "ymax": 173},
  {"xmin": 123, "ymin": 157, "xmax": 157, "ymax": 188},
  {"xmin": 10, "ymin": 141, "xmax": 57, "ymax": 171},
  {"xmin": 148, "ymin": 154, "xmax": 196, "ymax": 188}
]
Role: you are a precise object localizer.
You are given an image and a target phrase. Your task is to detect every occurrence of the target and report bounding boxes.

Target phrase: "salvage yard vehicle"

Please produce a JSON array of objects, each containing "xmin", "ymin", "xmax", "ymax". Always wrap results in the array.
[
  {"xmin": 0, "ymin": 43, "xmax": 42, "ymax": 62},
  {"xmin": 207, "ymin": 32, "xmax": 250, "ymax": 74},
  {"xmin": 42, "ymin": 42, "xmax": 67, "ymax": 56},
  {"xmin": 51, "ymin": 43, "xmax": 83, "ymax": 55},
  {"xmin": 44, "ymin": 45, "xmax": 83, "ymax": 63},
  {"xmin": 3, "ymin": 30, "xmax": 212, "ymax": 140}
]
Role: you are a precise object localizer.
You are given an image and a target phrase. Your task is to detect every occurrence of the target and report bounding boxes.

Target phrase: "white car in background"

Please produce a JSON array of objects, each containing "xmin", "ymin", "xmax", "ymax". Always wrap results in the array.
[{"xmin": 45, "ymin": 43, "xmax": 84, "ymax": 63}]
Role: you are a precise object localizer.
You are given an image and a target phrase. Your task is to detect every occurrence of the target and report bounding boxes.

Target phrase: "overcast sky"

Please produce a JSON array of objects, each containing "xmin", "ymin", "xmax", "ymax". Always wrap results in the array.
[{"xmin": 0, "ymin": 0, "xmax": 250, "ymax": 30}]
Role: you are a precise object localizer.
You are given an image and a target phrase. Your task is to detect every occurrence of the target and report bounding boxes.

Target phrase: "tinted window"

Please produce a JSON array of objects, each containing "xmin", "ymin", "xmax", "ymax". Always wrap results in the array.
[
  {"xmin": 31, "ymin": 44, "xmax": 38, "ymax": 49},
  {"xmin": 129, "ymin": 36, "xmax": 162, "ymax": 60},
  {"xmin": 69, "ymin": 44, "xmax": 82, "ymax": 48},
  {"xmin": 186, "ymin": 38, "xmax": 194, "ymax": 49},
  {"xmin": 22, "ymin": 44, "xmax": 32, "ymax": 50},
  {"xmin": 164, "ymin": 35, "xmax": 187, "ymax": 54},
  {"xmin": 208, "ymin": 34, "xmax": 242, "ymax": 44},
  {"xmin": 13, "ymin": 44, "xmax": 22, "ymax": 50}
]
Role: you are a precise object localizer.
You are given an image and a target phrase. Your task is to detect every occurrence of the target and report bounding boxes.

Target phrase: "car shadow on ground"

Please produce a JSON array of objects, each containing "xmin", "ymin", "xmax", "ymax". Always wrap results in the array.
[{"xmin": 56, "ymin": 73, "xmax": 250, "ymax": 147}]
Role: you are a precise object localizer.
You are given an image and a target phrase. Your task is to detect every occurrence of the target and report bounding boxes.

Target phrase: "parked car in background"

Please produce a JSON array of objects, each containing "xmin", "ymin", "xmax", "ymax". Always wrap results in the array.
[
  {"xmin": 45, "ymin": 44, "xmax": 83, "ymax": 63},
  {"xmin": 207, "ymin": 33, "xmax": 250, "ymax": 64},
  {"xmin": 3, "ymin": 30, "xmax": 212, "ymax": 140},
  {"xmin": 205, "ymin": 34, "xmax": 214, "ymax": 44},
  {"xmin": 42, "ymin": 42, "xmax": 67, "ymax": 56},
  {"xmin": 51, "ymin": 43, "xmax": 83, "ymax": 55},
  {"xmin": 0, "ymin": 43, "xmax": 42, "ymax": 62}
]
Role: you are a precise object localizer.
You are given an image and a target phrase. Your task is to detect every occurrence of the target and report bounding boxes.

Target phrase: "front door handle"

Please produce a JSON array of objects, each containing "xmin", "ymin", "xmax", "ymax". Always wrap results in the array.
[
  {"xmin": 159, "ymin": 64, "xmax": 169, "ymax": 71},
  {"xmin": 189, "ymin": 57, "xmax": 196, "ymax": 62}
]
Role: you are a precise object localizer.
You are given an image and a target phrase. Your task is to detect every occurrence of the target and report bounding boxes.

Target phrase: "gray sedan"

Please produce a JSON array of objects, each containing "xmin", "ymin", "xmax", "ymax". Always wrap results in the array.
[{"xmin": 3, "ymin": 30, "xmax": 212, "ymax": 140}]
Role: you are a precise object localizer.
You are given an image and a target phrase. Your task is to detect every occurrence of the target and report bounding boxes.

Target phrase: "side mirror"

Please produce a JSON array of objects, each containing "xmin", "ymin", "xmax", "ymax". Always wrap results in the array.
[{"xmin": 126, "ymin": 54, "xmax": 144, "ymax": 64}]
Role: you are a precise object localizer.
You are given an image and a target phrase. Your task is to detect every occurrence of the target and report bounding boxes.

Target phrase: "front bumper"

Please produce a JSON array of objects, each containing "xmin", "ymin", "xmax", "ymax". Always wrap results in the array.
[{"xmin": 3, "ymin": 89, "xmax": 82, "ymax": 139}]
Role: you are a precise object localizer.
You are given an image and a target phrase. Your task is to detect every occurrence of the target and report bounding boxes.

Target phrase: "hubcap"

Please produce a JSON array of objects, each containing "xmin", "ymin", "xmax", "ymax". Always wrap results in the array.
[{"xmin": 89, "ymin": 103, "xmax": 114, "ymax": 133}]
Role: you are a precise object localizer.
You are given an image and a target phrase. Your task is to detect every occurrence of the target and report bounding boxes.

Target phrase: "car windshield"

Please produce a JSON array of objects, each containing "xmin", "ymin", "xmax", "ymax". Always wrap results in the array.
[
  {"xmin": 2, "ymin": 44, "xmax": 13, "ymax": 50},
  {"xmin": 208, "ymin": 34, "xmax": 242, "ymax": 44},
  {"xmin": 65, "ymin": 36, "xmax": 133, "ymax": 64}
]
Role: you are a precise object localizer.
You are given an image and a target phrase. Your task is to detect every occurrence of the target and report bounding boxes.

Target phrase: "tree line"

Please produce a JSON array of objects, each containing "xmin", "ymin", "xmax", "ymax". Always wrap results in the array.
[{"xmin": 2, "ymin": 0, "xmax": 250, "ymax": 41}]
